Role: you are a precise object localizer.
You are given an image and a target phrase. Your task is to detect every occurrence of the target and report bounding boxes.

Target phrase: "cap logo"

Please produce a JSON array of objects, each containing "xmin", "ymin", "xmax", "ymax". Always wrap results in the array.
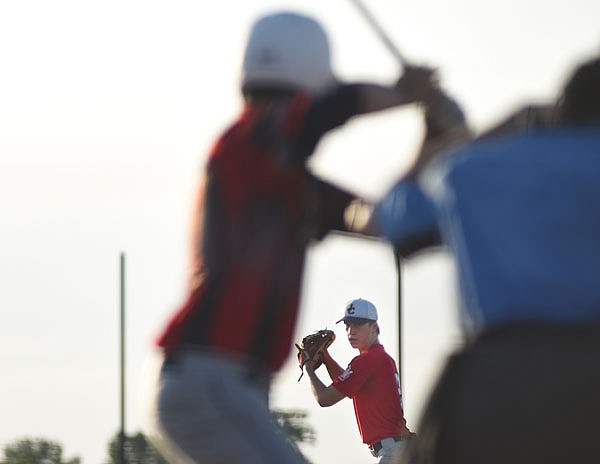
[{"xmin": 346, "ymin": 303, "xmax": 355, "ymax": 315}]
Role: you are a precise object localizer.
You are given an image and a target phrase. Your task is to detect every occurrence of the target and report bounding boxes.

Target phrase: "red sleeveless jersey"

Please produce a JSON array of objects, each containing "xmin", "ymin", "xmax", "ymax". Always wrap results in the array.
[{"xmin": 156, "ymin": 92, "xmax": 357, "ymax": 372}]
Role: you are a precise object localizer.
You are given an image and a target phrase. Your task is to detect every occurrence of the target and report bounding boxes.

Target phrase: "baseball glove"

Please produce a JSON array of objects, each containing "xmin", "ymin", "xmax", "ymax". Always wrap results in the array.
[{"xmin": 295, "ymin": 329, "xmax": 335, "ymax": 381}]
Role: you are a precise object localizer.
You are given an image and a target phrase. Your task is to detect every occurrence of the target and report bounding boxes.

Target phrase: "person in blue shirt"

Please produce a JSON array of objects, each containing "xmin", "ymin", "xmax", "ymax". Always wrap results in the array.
[{"xmin": 364, "ymin": 55, "xmax": 600, "ymax": 464}]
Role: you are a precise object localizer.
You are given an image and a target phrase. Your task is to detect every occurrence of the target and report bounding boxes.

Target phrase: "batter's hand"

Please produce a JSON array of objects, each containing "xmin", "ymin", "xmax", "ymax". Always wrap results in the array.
[{"xmin": 396, "ymin": 65, "xmax": 438, "ymax": 104}]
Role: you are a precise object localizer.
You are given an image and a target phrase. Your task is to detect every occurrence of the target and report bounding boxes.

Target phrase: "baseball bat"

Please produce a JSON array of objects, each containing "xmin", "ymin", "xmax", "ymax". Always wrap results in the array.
[{"xmin": 347, "ymin": 0, "xmax": 409, "ymax": 67}]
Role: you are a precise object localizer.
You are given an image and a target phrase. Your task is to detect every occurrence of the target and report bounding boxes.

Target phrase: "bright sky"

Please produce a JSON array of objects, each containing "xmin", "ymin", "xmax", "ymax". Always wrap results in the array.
[{"xmin": 1, "ymin": 1, "xmax": 598, "ymax": 463}]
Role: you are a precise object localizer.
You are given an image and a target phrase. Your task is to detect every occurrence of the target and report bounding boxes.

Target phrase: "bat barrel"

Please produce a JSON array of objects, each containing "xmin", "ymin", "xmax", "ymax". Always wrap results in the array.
[{"xmin": 348, "ymin": 0, "xmax": 408, "ymax": 67}]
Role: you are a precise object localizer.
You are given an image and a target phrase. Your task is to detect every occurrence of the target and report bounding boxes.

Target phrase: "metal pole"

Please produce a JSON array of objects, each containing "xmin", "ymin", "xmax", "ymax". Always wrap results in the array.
[
  {"xmin": 119, "ymin": 252, "xmax": 126, "ymax": 464},
  {"xmin": 395, "ymin": 251, "xmax": 403, "ymax": 389}
]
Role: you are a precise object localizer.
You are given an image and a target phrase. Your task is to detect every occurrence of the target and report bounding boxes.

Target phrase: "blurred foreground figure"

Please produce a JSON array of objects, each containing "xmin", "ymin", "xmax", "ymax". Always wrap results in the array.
[
  {"xmin": 144, "ymin": 10, "xmax": 437, "ymax": 464},
  {"xmin": 368, "ymin": 55, "xmax": 600, "ymax": 464}
]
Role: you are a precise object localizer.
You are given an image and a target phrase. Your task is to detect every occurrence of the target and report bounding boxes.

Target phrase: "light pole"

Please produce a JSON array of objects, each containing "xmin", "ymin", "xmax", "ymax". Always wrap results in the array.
[{"xmin": 119, "ymin": 252, "xmax": 126, "ymax": 464}]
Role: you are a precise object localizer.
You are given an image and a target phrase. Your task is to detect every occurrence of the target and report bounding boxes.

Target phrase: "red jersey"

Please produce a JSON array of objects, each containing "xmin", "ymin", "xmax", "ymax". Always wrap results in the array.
[
  {"xmin": 156, "ymin": 88, "xmax": 361, "ymax": 372},
  {"xmin": 333, "ymin": 344, "xmax": 411, "ymax": 445}
]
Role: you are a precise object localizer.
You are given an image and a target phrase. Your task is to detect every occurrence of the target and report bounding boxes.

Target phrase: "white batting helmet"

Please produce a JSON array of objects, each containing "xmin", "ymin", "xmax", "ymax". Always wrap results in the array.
[{"xmin": 241, "ymin": 11, "xmax": 336, "ymax": 94}]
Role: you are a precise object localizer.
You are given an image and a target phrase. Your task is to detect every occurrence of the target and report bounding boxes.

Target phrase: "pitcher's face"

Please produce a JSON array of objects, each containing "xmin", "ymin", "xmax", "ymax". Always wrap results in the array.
[{"xmin": 345, "ymin": 321, "xmax": 377, "ymax": 352}]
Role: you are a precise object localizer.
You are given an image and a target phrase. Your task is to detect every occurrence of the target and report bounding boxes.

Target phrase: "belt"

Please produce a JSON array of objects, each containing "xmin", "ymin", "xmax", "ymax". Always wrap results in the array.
[{"xmin": 369, "ymin": 435, "xmax": 413, "ymax": 457}]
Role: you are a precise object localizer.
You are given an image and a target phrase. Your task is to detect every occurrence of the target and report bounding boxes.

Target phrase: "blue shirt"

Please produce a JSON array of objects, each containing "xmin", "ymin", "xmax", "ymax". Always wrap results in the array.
[{"xmin": 374, "ymin": 129, "xmax": 600, "ymax": 331}]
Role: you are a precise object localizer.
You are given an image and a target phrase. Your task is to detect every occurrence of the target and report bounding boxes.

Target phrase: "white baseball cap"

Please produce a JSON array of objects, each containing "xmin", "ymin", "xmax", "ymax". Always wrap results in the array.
[
  {"xmin": 241, "ymin": 11, "xmax": 336, "ymax": 94},
  {"xmin": 336, "ymin": 298, "xmax": 378, "ymax": 324}
]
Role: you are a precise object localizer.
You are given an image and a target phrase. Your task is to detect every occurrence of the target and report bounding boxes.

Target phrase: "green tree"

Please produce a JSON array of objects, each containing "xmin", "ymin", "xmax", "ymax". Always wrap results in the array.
[
  {"xmin": 272, "ymin": 409, "xmax": 316, "ymax": 445},
  {"xmin": 103, "ymin": 409, "xmax": 314, "ymax": 464},
  {"xmin": 0, "ymin": 437, "xmax": 80, "ymax": 464},
  {"xmin": 105, "ymin": 432, "xmax": 167, "ymax": 464}
]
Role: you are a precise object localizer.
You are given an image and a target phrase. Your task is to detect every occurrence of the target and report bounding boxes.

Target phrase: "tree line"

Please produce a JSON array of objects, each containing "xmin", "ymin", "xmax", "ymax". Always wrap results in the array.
[{"xmin": 1, "ymin": 409, "xmax": 315, "ymax": 464}]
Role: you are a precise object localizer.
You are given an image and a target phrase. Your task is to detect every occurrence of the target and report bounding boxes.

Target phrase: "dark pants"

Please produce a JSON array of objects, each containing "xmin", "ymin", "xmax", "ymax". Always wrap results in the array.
[{"xmin": 400, "ymin": 323, "xmax": 600, "ymax": 464}]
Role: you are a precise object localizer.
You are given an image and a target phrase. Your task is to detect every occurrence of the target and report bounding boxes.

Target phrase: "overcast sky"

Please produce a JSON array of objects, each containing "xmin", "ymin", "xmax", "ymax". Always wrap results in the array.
[{"xmin": 1, "ymin": 1, "xmax": 599, "ymax": 463}]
